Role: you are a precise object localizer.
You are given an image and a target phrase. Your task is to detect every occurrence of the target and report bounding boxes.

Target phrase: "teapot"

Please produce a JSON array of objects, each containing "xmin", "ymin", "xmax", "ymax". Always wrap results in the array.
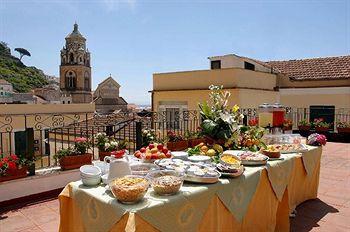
[{"xmin": 104, "ymin": 155, "xmax": 131, "ymax": 182}]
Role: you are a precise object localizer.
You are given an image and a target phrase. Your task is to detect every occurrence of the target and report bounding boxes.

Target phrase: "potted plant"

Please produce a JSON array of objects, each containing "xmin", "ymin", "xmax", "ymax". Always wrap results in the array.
[
  {"xmin": 198, "ymin": 85, "xmax": 243, "ymax": 147},
  {"xmin": 313, "ymin": 118, "xmax": 331, "ymax": 132},
  {"xmin": 283, "ymin": 119, "xmax": 293, "ymax": 131},
  {"xmin": 337, "ymin": 121, "xmax": 350, "ymax": 133},
  {"xmin": 166, "ymin": 131, "xmax": 188, "ymax": 151},
  {"xmin": 298, "ymin": 119, "xmax": 311, "ymax": 131},
  {"xmin": 0, "ymin": 154, "xmax": 28, "ymax": 182},
  {"xmin": 185, "ymin": 129, "xmax": 206, "ymax": 147},
  {"xmin": 54, "ymin": 137, "xmax": 92, "ymax": 170},
  {"xmin": 307, "ymin": 133, "xmax": 327, "ymax": 146},
  {"xmin": 141, "ymin": 128, "xmax": 158, "ymax": 147},
  {"xmin": 95, "ymin": 133, "xmax": 127, "ymax": 161}
]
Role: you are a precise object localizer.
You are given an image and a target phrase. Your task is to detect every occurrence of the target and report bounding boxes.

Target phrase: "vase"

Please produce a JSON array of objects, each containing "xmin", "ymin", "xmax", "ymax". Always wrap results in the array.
[
  {"xmin": 188, "ymin": 138, "xmax": 206, "ymax": 147},
  {"xmin": 166, "ymin": 140, "xmax": 189, "ymax": 151},
  {"xmin": 298, "ymin": 125, "xmax": 311, "ymax": 131},
  {"xmin": 0, "ymin": 166, "xmax": 28, "ymax": 183},
  {"xmin": 98, "ymin": 151, "xmax": 111, "ymax": 161},
  {"xmin": 337, "ymin": 127, "xmax": 350, "ymax": 133},
  {"xmin": 315, "ymin": 127, "xmax": 329, "ymax": 132},
  {"xmin": 59, "ymin": 153, "xmax": 92, "ymax": 170}
]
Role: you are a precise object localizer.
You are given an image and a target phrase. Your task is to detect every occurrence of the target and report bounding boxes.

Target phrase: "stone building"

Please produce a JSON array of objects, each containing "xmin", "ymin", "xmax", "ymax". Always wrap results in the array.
[
  {"xmin": 0, "ymin": 79, "xmax": 14, "ymax": 103},
  {"xmin": 93, "ymin": 75, "xmax": 128, "ymax": 114},
  {"xmin": 59, "ymin": 23, "xmax": 92, "ymax": 103}
]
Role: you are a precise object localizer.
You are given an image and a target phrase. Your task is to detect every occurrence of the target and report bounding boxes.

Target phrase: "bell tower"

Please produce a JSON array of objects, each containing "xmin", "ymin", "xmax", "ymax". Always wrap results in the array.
[{"xmin": 60, "ymin": 23, "xmax": 92, "ymax": 103}]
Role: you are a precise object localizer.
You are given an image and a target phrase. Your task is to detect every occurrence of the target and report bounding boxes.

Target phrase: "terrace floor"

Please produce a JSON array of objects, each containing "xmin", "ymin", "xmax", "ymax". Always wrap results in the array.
[{"xmin": 0, "ymin": 142, "xmax": 349, "ymax": 232}]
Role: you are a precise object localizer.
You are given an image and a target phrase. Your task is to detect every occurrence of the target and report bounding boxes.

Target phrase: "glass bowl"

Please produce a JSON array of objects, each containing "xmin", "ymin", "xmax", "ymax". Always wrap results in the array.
[
  {"xmin": 108, "ymin": 175, "xmax": 149, "ymax": 204},
  {"xmin": 130, "ymin": 163, "xmax": 159, "ymax": 176},
  {"xmin": 146, "ymin": 170, "xmax": 184, "ymax": 196}
]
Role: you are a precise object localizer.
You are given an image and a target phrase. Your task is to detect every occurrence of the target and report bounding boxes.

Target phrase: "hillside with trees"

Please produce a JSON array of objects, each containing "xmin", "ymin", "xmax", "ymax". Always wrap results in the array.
[{"xmin": 0, "ymin": 42, "xmax": 48, "ymax": 92}]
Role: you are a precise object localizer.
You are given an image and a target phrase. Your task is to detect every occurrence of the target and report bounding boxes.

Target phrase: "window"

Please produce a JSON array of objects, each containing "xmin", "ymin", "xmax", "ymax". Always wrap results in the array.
[
  {"xmin": 211, "ymin": 60, "xmax": 221, "ymax": 69},
  {"xmin": 67, "ymin": 101, "xmax": 70, "ymax": 104},
  {"xmin": 65, "ymin": 71, "xmax": 76, "ymax": 89},
  {"xmin": 84, "ymin": 72, "xmax": 90, "ymax": 90},
  {"xmin": 69, "ymin": 53, "xmax": 74, "ymax": 63},
  {"xmin": 244, "ymin": 61, "xmax": 255, "ymax": 71}
]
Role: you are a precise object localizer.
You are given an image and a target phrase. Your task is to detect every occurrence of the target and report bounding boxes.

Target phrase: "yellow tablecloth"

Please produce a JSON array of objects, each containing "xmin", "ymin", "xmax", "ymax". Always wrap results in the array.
[{"xmin": 59, "ymin": 146, "xmax": 322, "ymax": 232}]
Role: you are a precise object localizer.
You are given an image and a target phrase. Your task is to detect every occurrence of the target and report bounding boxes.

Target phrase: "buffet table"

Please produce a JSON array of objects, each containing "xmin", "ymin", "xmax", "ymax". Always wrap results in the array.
[{"xmin": 58, "ymin": 146, "xmax": 322, "ymax": 232}]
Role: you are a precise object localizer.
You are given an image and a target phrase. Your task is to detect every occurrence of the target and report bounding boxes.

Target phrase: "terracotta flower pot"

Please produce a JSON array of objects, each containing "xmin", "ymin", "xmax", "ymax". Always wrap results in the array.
[
  {"xmin": 59, "ymin": 153, "xmax": 92, "ymax": 170},
  {"xmin": 0, "ymin": 166, "xmax": 28, "ymax": 183},
  {"xmin": 298, "ymin": 125, "xmax": 311, "ymax": 131},
  {"xmin": 98, "ymin": 151, "xmax": 111, "ymax": 161},
  {"xmin": 189, "ymin": 138, "xmax": 206, "ymax": 147},
  {"xmin": 315, "ymin": 127, "xmax": 329, "ymax": 132},
  {"xmin": 337, "ymin": 127, "xmax": 350, "ymax": 133},
  {"xmin": 166, "ymin": 140, "xmax": 189, "ymax": 151}
]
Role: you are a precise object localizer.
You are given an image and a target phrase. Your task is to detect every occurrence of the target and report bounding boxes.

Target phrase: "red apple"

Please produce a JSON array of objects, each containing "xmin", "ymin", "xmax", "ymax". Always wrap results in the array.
[
  {"xmin": 165, "ymin": 152, "xmax": 171, "ymax": 158},
  {"xmin": 162, "ymin": 147, "xmax": 169, "ymax": 154},
  {"xmin": 157, "ymin": 144, "xmax": 164, "ymax": 151},
  {"xmin": 148, "ymin": 144, "xmax": 155, "ymax": 149},
  {"xmin": 151, "ymin": 153, "xmax": 158, "ymax": 159},
  {"xmin": 134, "ymin": 151, "xmax": 141, "ymax": 158},
  {"xmin": 140, "ymin": 147, "xmax": 146, "ymax": 153}
]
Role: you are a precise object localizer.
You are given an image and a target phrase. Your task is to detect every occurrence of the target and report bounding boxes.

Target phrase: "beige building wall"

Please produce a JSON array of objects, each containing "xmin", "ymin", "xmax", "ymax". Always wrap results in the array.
[
  {"xmin": 278, "ymin": 74, "xmax": 350, "ymax": 88},
  {"xmin": 279, "ymin": 87, "xmax": 350, "ymax": 109},
  {"xmin": 153, "ymin": 68, "xmax": 277, "ymax": 91},
  {"xmin": 153, "ymin": 88, "xmax": 278, "ymax": 112}
]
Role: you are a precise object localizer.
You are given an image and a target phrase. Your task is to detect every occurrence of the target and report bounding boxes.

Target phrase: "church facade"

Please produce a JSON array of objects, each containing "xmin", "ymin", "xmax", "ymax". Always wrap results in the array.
[
  {"xmin": 59, "ymin": 23, "xmax": 92, "ymax": 103},
  {"xmin": 93, "ymin": 75, "xmax": 128, "ymax": 114}
]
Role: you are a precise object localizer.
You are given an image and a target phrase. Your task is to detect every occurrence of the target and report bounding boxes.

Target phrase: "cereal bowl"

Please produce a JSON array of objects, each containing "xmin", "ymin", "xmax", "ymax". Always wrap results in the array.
[
  {"xmin": 147, "ymin": 170, "xmax": 184, "ymax": 196},
  {"xmin": 108, "ymin": 175, "xmax": 149, "ymax": 204}
]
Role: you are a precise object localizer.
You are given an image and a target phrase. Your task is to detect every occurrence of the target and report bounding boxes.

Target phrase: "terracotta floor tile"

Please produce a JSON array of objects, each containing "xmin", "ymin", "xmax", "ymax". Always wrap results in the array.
[
  {"xmin": 320, "ymin": 213, "xmax": 350, "ymax": 229},
  {"xmin": 0, "ymin": 213, "xmax": 36, "ymax": 232},
  {"xmin": 20, "ymin": 205, "xmax": 58, "ymax": 226},
  {"xmin": 44, "ymin": 200, "xmax": 59, "ymax": 213},
  {"xmin": 18, "ymin": 226, "xmax": 43, "ymax": 232},
  {"xmin": 38, "ymin": 218, "xmax": 59, "ymax": 232}
]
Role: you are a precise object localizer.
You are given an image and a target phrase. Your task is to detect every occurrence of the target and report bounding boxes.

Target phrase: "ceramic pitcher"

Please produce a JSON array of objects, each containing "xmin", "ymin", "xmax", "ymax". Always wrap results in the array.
[{"xmin": 104, "ymin": 155, "xmax": 131, "ymax": 182}]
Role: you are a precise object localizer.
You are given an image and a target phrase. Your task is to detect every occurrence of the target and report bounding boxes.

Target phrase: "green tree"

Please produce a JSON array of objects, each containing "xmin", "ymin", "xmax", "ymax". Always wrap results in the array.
[{"xmin": 15, "ymin": 48, "xmax": 31, "ymax": 61}]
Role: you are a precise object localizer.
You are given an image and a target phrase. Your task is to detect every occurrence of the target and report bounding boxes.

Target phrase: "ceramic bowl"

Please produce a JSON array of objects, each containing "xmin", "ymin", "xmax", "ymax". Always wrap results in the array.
[
  {"xmin": 80, "ymin": 165, "xmax": 102, "ymax": 178},
  {"xmin": 81, "ymin": 175, "xmax": 101, "ymax": 186}
]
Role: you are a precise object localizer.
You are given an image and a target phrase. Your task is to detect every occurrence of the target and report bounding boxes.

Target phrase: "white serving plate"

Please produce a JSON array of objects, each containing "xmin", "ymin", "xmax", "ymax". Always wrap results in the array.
[
  {"xmin": 217, "ymin": 164, "xmax": 244, "ymax": 178},
  {"xmin": 171, "ymin": 151, "xmax": 189, "ymax": 160},
  {"xmin": 188, "ymin": 155, "xmax": 211, "ymax": 163},
  {"xmin": 184, "ymin": 171, "xmax": 221, "ymax": 184}
]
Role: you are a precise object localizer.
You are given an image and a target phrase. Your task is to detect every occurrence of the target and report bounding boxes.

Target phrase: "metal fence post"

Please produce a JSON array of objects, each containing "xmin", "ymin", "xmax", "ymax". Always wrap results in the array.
[{"xmin": 136, "ymin": 121, "xmax": 142, "ymax": 150}]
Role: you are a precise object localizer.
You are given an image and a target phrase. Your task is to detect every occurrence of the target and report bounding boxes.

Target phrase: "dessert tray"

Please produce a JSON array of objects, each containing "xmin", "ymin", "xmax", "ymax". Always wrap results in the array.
[
  {"xmin": 154, "ymin": 159, "xmax": 221, "ymax": 183},
  {"xmin": 270, "ymin": 143, "xmax": 308, "ymax": 153},
  {"xmin": 216, "ymin": 163, "xmax": 244, "ymax": 178},
  {"xmin": 225, "ymin": 150, "xmax": 269, "ymax": 166}
]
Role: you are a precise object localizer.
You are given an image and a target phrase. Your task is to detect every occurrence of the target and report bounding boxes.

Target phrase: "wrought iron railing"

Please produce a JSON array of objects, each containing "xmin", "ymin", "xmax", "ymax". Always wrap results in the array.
[{"xmin": 0, "ymin": 108, "xmax": 349, "ymax": 170}]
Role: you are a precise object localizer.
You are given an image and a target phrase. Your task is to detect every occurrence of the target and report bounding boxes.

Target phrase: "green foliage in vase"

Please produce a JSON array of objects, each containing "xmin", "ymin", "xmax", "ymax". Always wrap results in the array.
[{"xmin": 198, "ymin": 85, "xmax": 243, "ymax": 141}]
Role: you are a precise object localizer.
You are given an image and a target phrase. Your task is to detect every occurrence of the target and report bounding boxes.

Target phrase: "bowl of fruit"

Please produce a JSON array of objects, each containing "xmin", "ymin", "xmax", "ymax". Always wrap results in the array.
[{"xmin": 134, "ymin": 143, "xmax": 172, "ymax": 163}]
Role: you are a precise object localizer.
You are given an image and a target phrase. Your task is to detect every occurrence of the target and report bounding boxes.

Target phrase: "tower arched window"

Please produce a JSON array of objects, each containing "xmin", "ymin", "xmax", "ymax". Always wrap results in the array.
[
  {"xmin": 69, "ymin": 53, "xmax": 74, "ymax": 64},
  {"xmin": 65, "ymin": 71, "xmax": 76, "ymax": 90},
  {"xmin": 84, "ymin": 71, "xmax": 90, "ymax": 90}
]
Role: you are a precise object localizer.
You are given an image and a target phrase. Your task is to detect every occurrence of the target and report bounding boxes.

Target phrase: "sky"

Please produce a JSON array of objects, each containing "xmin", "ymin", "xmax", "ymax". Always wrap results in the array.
[{"xmin": 0, "ymin": 0, "xmax": 349, "ymax": 105}]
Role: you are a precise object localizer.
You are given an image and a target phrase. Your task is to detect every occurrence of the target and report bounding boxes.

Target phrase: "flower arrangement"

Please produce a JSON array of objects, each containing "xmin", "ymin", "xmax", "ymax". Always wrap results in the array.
[
  {"xmin": 248, "ymin": 118, "xmax": 259, "ymax": 126},
  {"xmin": 226, "ymin": 125, "xmax": 266, "ymax": 152},
  {"xmin": 307, "ymin": 133, "xmax": 327, "ymax": 146},
  {"xmin": 283, "ymin": 119, "xmax": 293, "ymax": 128},
  {"xmin": 142, "ymin": 128, "xmax": 158, "ymax": 147},
  {"xmin": 298, "ymin": 119, "xmax": 311, "ymax": 126},
  {"xmin": 54, "ymin": 137, "xmax": 91, "ymax": 160},
  {"xmin": 95, "ymin": 133, "xmax": 125, "ymax": 152},
  {"xmin": 312, "ymin": 118, "xmax": 331, "ymax": 128},
  {"xmin": 337, "ymin": 121, "xmax": 350, "ymax": 128},
  {"xmin": 166, "ymin": 130, "xmax": 184, "ymax": 142},
  {"xmin": 0, "ymin": 154, "xmax": 20, "ymax": 176},
  {"xmin": 198, "ymin": 85, "xmax": 243, "ymax": 143}
]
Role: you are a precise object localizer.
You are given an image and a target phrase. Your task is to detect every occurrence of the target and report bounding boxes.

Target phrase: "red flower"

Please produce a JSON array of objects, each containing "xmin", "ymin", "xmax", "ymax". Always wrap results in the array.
[
  {"xmin": 10, "ymin": 154, "xmax": 18, "ymax": 161},
  {"xmin": 74, "ymin": 137, "xmax": 87, "ymax": 143},
  {"xmin": 2, "ymin": 157, "xmax": 9, "ymax": 163},
  {"xmin": 248, "ymin": 118, "xmax": 259, "ymax": 126},
  {"xmin": 0, "ymin": 161, "xmax": 4, "ymax": 168},
  {"xmin": 7, "ymin": 161, "xmax": 17, "ymax": 170}
]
